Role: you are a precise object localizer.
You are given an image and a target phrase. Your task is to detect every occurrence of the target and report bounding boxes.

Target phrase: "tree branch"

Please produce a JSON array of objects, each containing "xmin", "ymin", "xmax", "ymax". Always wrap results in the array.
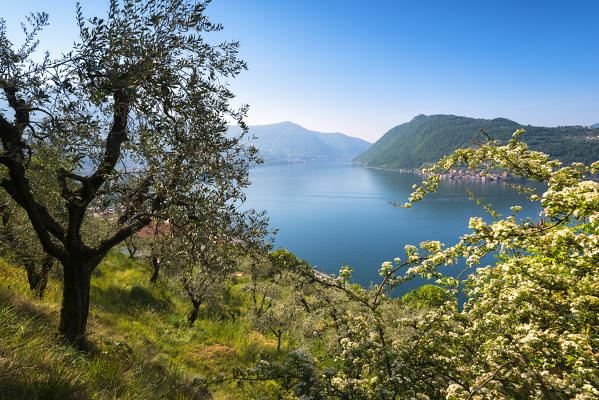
[
  {"xmin": 61, "ymin": 93, "xmax": 131, "ymax": 248},
  {"xmin": 57, "ymin": 167, "xmax": 89, "ymax": 204},
  {"xmin": 1, "ymin": 178, "xmax": 67, "ymax": 260},
  {"xmin": 94, "ymin": 216, "xmax": 149, "ymax": 258},
  {"xmin": 3, "ymin": 86, "xmax": 30, "ymax": 131},
  {"xmin": 0, "ymin": 98, "xmax": 67, "ymax": 258},
  {"xmin": 65, "ymin": 93, "xmax": 130, "ymax": 211},
  {"xmin": 467, "ymin": 362, "xmax": 512, "ymax": 400}
]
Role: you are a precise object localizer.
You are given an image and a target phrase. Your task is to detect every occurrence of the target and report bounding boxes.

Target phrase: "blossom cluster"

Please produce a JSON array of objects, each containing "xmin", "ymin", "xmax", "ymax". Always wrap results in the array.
[
  {"xmin": 249, "ymin": 131, "xmax": 599, "ymax": 399},
  {"xmin": 310, "ymin": 131, "xmax": 598, "ymax": 399}
]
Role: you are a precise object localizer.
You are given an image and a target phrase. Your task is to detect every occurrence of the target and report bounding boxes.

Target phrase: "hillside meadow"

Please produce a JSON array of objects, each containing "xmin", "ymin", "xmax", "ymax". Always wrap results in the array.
[{"xmin": 0, "ymin": 252, "xmax": 296, "ymax": 399}]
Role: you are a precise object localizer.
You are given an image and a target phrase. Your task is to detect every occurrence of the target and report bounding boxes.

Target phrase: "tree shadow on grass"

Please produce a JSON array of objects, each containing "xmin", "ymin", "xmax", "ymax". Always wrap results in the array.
[
  {"xmin": 0, "ymin": 368, "xmax": 85, "ymax": 400},
  {"xmin": 0, "ymin": 286, "xmax": 56, "ymax": 327},
  {"xmin": 92, "ymin": 284, "xmax": 173, "ymax": 316}
]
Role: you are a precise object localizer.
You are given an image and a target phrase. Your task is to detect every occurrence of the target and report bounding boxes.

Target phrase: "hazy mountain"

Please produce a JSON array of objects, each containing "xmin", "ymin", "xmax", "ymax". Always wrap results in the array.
[
  {"xmin": 592, "ymin": 123, "xmax": 599, "ymax": 128},
  {"xmin": 229, "ymin": 121, "xmax": 371, "ymax": 164},
  {"xmin": 353, "ymin": 114, "xmax": 599, "ymax": 169}
]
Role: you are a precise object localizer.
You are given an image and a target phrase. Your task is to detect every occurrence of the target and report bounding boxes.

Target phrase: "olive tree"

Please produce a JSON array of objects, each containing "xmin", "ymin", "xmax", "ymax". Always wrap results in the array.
[
  {"xmin": 0, "ymin": 0, "xmax": 259, "ymax": 346},
  {"xmin": 0, "ymin": 144, "xmax": 110, "ymax": 297},
  {"xmin": 0, "ymin": 149, "xmax": 61, "ymax": 297},
  {"xmin": 172, "ymin": 206, "xmax": 270, "ymax": 325},
  {"xmin": 161, "ymin": 220, "xmax": 247, "ymax": 326},
  {"xmin": 0, "ymin": 195, "xmax": 54, "ymax": 297}
]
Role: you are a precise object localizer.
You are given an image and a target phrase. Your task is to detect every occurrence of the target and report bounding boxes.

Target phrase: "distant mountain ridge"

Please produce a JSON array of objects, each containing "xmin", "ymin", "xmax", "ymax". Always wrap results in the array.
[
  {"xmin": 353, "ymin": 114, "xmax": 599, "ymax": 169},
  {"xmin": 592, "ymin": 123, "xmax": 599, "ymax": 129},
  {"xmin": 229, "ymin": 121, "xmax": 371, "ymax": 164}
]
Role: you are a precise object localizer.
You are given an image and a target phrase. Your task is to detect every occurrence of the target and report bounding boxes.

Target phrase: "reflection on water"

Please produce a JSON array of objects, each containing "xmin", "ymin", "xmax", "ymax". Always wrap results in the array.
[{"xmin": 244, "ymin": 163, "xmax": 544, "ymax": 296}]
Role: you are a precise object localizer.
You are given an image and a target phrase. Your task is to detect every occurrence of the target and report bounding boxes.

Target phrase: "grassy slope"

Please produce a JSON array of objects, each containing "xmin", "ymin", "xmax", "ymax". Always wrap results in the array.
[{"xmin": 0, "ymin": 253, "xmax": 284, "ymax": 400}]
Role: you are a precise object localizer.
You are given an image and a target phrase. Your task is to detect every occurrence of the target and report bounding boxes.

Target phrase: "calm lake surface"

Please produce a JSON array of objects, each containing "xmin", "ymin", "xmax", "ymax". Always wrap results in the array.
[{"xmin": 244, "ymin": 163, "xmax": 543, "ymax": 296}]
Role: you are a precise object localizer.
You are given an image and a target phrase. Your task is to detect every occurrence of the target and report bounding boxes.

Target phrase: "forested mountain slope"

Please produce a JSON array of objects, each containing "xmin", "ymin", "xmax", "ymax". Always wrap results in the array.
[{"xmin": 353, "ymin": 114, "xmax": 599, "ymax": 169}]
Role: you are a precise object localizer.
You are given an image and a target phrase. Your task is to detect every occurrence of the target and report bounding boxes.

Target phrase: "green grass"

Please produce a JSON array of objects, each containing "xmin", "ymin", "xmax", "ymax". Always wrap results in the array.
[{"xmin": 0, "ymin": 253, "xmax": 286, "ymax": 399}]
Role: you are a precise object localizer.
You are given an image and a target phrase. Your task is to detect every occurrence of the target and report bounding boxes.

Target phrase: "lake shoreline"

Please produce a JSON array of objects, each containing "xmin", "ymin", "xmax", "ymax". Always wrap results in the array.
[
  {"xmin": 351, "ymin": 163, "xmax": 508, "ymax": 182},
  {"xmin": 246, "ymin": 163, "xmax": 544, "ymax": 296}
]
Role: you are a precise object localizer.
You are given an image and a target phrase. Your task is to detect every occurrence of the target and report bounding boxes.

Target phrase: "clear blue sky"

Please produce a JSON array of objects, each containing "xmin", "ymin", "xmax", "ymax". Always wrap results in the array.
[{"xmin": 3, "ymin": 0, "xmax": 599, "ymax": 141}]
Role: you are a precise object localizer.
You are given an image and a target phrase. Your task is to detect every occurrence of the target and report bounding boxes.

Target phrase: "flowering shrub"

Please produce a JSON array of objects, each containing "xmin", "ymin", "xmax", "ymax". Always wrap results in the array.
[{"xmin": 252, "ymin": 131, "xmax": 599, "ymax": 399}]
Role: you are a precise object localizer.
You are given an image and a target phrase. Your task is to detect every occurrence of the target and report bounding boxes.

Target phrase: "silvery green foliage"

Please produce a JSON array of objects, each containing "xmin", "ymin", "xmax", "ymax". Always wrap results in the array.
[
  {"xmin": 1, "ymin": 0, "xmax": 264, "ymax": 342},
  {"xmin": 1, "ymin": 0, "xmax": 258, "ymax": 261}
]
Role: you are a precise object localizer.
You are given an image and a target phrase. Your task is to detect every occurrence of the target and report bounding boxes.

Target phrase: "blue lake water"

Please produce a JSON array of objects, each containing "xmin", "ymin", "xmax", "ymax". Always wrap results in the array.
[{"xmin": 244, "ymin": 163, "xmax": 543, "ymax": 296}]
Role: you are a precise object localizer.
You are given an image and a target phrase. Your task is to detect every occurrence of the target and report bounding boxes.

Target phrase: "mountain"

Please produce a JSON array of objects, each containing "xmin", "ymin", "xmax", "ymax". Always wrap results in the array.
[
  {"xmin": 229, "ymin": 121, "xmax": 371, "ymax": 164},
  {"xmin": 592, "ymin": 123, "xmax": 599, "ymax": 129},
  {"xmin": 353, "ymin": 114, "xmax": 599, "ymax": 169}
]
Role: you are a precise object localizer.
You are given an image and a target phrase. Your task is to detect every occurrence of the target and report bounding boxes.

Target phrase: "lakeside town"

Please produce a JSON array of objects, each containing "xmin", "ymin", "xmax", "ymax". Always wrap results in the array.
[{"xmin": 354, "ymin": 164, "xmax": 509, "ymax": 182}]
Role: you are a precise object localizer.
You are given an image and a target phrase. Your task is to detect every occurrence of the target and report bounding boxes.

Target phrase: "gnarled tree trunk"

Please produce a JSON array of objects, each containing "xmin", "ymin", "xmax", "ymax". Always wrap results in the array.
[
  {"xmin": 149, "ymin": 253, "xmax": 160, "ymax": 284},
  {"xmin": 187, "ymin": 299, "xmax": 201, "ymax": 326},
  {"xmin": 25, "ymin": 255, "xmax": 53, "ymax": 298},
  {"xmin": 57, "ymin": 249, "xmax": 101, "ymax": 346},
  {"xmin": 125, "ymin": 236, "xmax": 138, "ymax": 259}
]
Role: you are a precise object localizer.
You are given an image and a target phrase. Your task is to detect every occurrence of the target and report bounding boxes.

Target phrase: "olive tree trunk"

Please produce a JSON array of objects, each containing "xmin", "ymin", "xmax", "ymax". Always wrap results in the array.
[
  {"xmin": 187, "ymin": 300, "xmax": 201, "ymax": 326},
  {"xmin": 57, "ymin": 248, "xmax": 102, "ymax": 346},
  {"xmin": 25, "ymin": 255, "xmax": 53, "ymax": 298},
  {"xmin": 149, "ymin": 254, "xmax": 160, "ymax": 284}
]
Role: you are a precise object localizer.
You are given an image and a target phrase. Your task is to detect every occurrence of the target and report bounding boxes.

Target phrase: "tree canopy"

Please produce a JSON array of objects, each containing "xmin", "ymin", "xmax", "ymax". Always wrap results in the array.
[{"xmin": 0, "ymin": 0, "xmax": 264, "ymax": 345}]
